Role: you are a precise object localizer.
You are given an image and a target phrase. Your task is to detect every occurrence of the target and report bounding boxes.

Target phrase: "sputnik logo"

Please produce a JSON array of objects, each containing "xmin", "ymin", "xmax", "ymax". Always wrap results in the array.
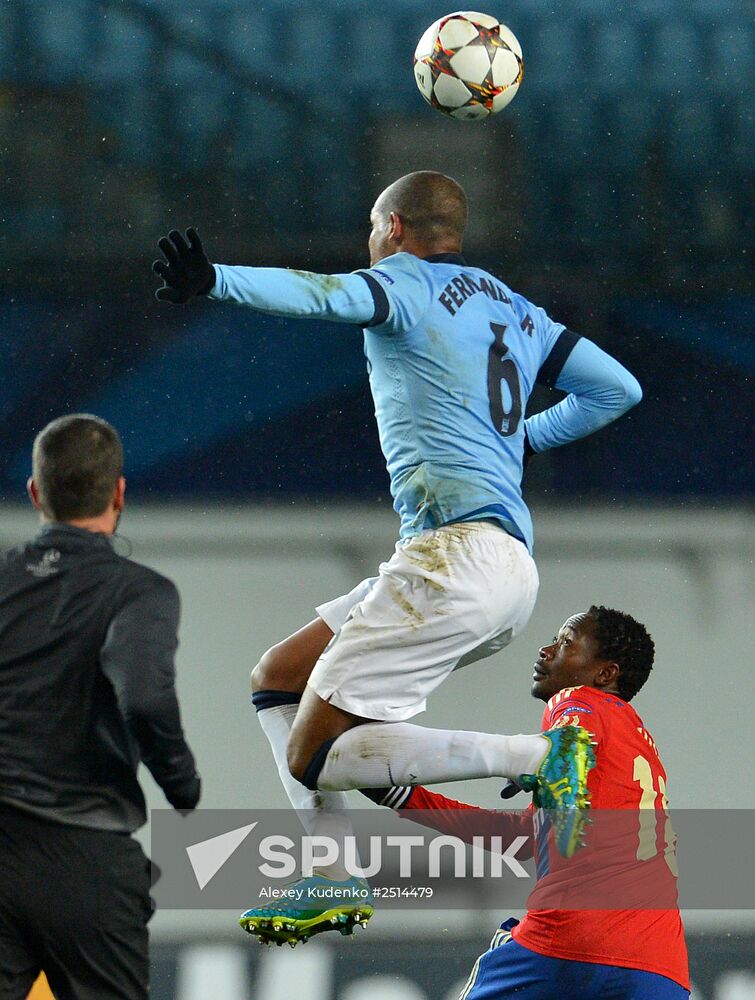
[{"xmin": 186, "ymin": 822, "xmax": 258, "ymax": 890}]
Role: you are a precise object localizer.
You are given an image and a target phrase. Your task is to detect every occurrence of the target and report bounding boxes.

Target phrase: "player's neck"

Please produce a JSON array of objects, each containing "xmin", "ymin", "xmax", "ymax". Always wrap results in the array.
[
  {"xmin": 593, "ymin": 684, "xmax": 623, "ymax": 699},
  {"xmin": 417, "ymin": 243, "xmax": 462, "ymax": 259},
  {"xmin": 50, "ymin": 511, "xmax": 119, "ymax": 535}
]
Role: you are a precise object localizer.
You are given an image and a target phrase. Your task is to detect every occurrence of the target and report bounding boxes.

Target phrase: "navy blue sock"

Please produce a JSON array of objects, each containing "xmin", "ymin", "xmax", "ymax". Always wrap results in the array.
[
  {"xmin": 300, "ymin": 738, "xmax": 338, "ymax": 791},
  {"xmin": 251, "ymin": 689, "xmax": 302, "ymax": 712}
]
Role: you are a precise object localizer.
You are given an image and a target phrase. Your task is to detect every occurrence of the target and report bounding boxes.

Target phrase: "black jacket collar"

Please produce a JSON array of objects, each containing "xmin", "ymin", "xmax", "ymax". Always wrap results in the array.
[{"xmin": 35, "ymin": 523, "xmax": 114, "ymax": 549}]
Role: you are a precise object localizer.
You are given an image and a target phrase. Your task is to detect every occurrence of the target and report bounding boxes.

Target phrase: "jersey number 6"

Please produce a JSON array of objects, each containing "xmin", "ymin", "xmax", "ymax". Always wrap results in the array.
[{"xmin": 487, "ymin": 323, "xmax": 522, "ymax": 437}]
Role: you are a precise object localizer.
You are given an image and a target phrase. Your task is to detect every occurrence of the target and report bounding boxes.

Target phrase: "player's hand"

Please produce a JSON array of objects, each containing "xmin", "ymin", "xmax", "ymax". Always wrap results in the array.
[
  {"xmin": 165, "ymin": 772, "xmax": 202, "ymax": 812},
  {"xmin": 153, "ymin": 228, "xmax": 216, "ymax": 303},
  {"xmin": 500, "ymin": 780, "xmax": 523, "ymax": 799}
]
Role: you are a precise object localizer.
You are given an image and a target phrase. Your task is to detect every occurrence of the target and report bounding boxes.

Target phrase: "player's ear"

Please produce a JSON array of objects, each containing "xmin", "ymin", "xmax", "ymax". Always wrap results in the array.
[
  {"xmin": 113, "ymin": 476, "xmax": 126, "ymax": 513},
  {"xmin": 389, "ymin": 212, "xmax": 404, "ymax": 243},
  {"xmin": 597, "ymin": 661, "xmax": 621, "ymax": 690},
  {"xmin": 27, "ymin": 477, "xmax": 42, "ymax": 511}
]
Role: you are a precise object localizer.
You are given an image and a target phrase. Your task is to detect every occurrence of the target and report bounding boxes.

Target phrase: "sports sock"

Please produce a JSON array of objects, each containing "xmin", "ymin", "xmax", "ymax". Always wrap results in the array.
[
  {"xmin": 316, "ymin": 722, "xmax": 549, "ymax": 791},
  {"xmin": 254, "ymin": 694, "xmax": 359, "ymax": 881}
]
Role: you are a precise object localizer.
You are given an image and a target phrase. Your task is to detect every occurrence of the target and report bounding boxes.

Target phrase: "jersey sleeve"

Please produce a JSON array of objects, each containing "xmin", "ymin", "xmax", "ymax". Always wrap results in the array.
[
  {"xmin": 209, "ymin": 264, "xmax": 378, "ymax": 325},
  {"xmin": 525, "ymin": 336, "xmax": 643, "ymax": 453},
  {"xmin": 355, "ymin": 252, "xmax": 434, "ymax": 335},
  {"xmin": 542, "ymin": 687, "xmax": 606, "ymax": 749},
  {"xmin": 100, "ymin": 575, "xmax": 200, "ymax": 809},
  {"xmin": 511, "ymin": 293, "xmax": 567, "ymax": 361}
]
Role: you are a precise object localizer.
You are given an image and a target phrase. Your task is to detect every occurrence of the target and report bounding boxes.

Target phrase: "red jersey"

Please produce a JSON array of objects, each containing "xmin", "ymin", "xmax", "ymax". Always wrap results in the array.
[{"xmin": 399, "ymin": 687, "xmax": 689, "ymax": 990}]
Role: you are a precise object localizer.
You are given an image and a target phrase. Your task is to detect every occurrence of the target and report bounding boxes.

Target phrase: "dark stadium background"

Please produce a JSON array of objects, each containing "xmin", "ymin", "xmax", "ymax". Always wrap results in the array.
[
  {"xmin": 0, "ymin": 0, "xmax": 751, "ymax": 505},
  {"xmin": 0, "ymin": 1, "xmax": 752, "ymax": 998}
]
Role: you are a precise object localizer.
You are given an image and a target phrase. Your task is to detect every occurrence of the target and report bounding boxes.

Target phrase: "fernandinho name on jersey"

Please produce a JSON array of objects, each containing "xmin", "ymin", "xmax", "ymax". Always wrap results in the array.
[{"xmin": 437, "ymin": 272, "xmax": 532, "ymax": 332}]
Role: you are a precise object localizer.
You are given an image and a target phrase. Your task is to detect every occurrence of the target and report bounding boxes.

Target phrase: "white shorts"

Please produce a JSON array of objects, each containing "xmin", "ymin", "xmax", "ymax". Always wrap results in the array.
[{"xmin": 310, "ymin": 521, "xmax": 539, "ymax": 722}]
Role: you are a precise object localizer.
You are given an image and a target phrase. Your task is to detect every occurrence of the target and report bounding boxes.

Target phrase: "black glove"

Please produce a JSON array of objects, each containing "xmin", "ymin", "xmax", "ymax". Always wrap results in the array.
[
  {"xmin": 153, "ymin": 228, "xmax": 216, "ymax": 303},
  {"xmin": 500, "ymin": 779, "xmax": 523, "ymax": 800},
  {"xmin": 165, "ymin": 772, "xmax": 201, "ymax": 812}
]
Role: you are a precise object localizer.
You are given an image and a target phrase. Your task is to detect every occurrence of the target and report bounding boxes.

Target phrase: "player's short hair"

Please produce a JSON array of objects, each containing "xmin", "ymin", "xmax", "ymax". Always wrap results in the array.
[
  {"xmin": 381, "ymin": 171, "xmax": 468, "ymax": 246},
  {"xmin": 586, "ymin": 605, "xmax": 654, "ymax": 702},
  {"xmin": 32, "ymin": 414, "xmax": 123, "ymax": 521}
]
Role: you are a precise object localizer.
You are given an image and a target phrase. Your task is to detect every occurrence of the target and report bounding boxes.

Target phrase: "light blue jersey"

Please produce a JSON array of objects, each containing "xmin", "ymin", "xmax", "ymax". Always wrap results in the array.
[
  {"xmin": 211, "ymin": 252, "xmax": 641, "ymax": 551},
  {"xmin": 357, "ymin": 252, "xmax": 565, "ymax": 546}
]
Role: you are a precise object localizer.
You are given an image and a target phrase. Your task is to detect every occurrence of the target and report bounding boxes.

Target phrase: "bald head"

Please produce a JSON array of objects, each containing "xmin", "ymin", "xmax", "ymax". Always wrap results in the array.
[{"xmin": 369, "ymin": 171, "xmax": 468, "ymax": 264}]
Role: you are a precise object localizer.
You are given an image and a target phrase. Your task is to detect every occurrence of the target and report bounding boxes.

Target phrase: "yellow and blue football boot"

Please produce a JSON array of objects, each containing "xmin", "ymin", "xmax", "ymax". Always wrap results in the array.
[
  {"xmin": 518, "ymin": 724, "xmax": 596, "ymax": 859},
  {"xmin": 240, "ymin": 874, "xmax": 374, "ymax": 947}
]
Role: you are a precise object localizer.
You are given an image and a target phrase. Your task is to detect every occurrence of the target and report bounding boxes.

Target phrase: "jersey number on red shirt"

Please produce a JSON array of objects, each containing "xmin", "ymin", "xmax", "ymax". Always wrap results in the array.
[{"xmin": 633, "ymin": 753, "xmax": 678, "ymax": 876}]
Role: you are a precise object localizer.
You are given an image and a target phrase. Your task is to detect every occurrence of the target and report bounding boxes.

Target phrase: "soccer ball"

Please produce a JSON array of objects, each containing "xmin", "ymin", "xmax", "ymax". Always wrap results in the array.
[{"xmin": 413, "ymin": 11, "xmax": 523, "ymax": 121}]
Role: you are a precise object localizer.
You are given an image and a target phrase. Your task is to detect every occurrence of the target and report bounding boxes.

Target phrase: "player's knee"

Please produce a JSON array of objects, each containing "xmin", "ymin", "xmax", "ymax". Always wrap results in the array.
[
  {"xmin": 286, "ymin": 737, "xmax": 308, "ymax": 785},
  {"xmin": 250, "ymin": 659, "xmax": 265, "ymax": 692},
  {"xmin": 288, "ymin": 731, "xmax": 339, "ymax": 790},
  {"xmin": 251, "ymin": 646, "xmax": 282, "ymax": 692}
]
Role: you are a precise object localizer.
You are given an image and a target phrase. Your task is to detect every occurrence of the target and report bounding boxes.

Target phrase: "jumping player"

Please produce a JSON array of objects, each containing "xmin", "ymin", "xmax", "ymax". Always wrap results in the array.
[
  {"xmin": 366, "ymin": 607, "xmax": 690, "ymax": 999},
  {"xmin": 154, "ymin": 172, "xmax": 642, "ymax": 941}
]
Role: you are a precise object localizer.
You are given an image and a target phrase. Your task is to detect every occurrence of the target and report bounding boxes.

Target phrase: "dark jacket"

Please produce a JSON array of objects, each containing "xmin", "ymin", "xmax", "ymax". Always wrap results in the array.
[{"xmin": 0, "ymin": 523, "xmax": 199, "ymax": 832}]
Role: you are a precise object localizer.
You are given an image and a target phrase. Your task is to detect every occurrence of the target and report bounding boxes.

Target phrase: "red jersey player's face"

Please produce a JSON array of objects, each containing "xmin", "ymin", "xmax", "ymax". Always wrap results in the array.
[{"xmin": 532, "ymin": 613, "xmax": 612, "ymax": 702}]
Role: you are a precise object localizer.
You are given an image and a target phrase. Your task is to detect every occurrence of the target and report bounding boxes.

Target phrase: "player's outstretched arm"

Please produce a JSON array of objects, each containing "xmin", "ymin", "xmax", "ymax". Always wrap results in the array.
[
  {"xmin": 525, "ymin": 337, "xmax": 642, "ymax": 455},
  {"xmin": 361, "ymin": 785, "xmax": 534, "ymax": 855},
  {"xmin": 153, "ymin": 227, "xmax": 381, "ymax": 325},
  {"xmin": 100, "ymin": 577, "xmax": 201, "ymax": 811},
  {"xmin": 153, "ymin": 228, "xmax": 216, "ymax": 303}
]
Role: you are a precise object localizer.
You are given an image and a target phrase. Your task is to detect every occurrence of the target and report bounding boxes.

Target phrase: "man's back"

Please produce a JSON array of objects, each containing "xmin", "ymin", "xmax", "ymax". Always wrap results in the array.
[
  {"xmin": 363, "ymin": 252, "xmax": 565, "ymax": 544},
  {"xmin": 0, "ymin": 413, "xmax": 199, "ymax": 1000},
  {"xmin": 360, "ymin": 251, "xmax": 638, "ymax": 548},
  {"xmin": 0, "ymin": 523, "xmax": 185, "ymax": 832}
]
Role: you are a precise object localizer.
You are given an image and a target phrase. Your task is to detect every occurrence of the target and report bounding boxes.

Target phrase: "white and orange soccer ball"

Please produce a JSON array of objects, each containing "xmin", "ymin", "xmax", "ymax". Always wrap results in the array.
[{"xmin": 413, "ymin": 11, "xmax": 523, "ymax": 121}]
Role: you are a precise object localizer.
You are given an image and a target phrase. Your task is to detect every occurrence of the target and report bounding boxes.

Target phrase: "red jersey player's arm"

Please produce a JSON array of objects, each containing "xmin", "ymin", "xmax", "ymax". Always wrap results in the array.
[{"xmin": 361, "ymin": 786, "xmax": 534, "ymax": 858}]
